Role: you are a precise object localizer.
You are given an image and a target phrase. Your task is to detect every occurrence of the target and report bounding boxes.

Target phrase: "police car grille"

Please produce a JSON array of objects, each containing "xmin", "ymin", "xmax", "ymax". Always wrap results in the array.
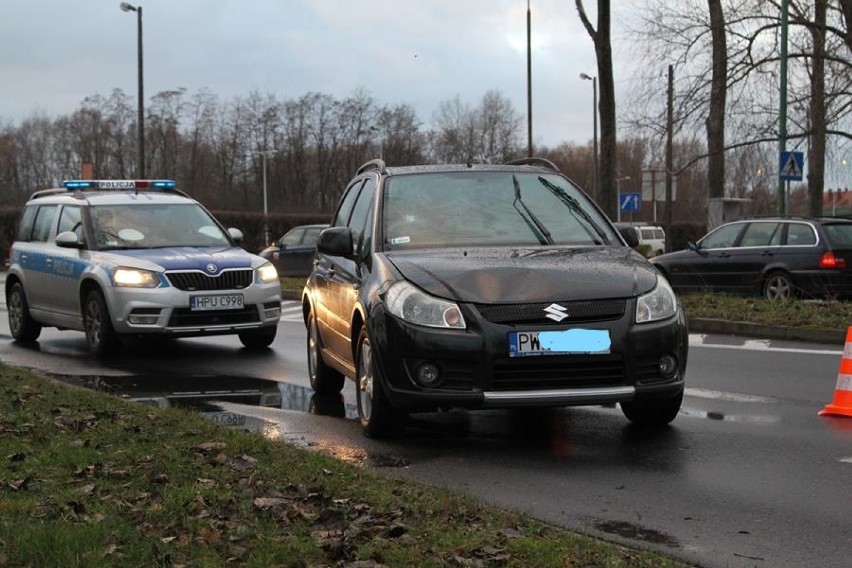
[
  {"xmin": 491, "ymin": 354, "xmax": 625, "ymax": 390},
  {"xmin": 476, "ymin": 299, "xmax": 625, "ymax": 325},
  {"xmin": 166, "ymin": 270, "xmax": 253, "ymax": 291},
  {"xmin": 168, "ymin": 307, "xmax": 259, "ymax": 327}
]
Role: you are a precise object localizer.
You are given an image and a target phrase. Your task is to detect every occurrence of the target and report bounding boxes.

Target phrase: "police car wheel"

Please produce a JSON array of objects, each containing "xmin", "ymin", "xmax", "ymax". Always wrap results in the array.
[
  {"xmin": 84, "ymin": 290, "xmax": 121, "ymax": 356},
  {"xmin": 8, "ymin": 282, "xmax": 42, "ymax": 342},
  {"xmin": 238, "ymin": 326, "xmax": 277, "ymax": 349}
]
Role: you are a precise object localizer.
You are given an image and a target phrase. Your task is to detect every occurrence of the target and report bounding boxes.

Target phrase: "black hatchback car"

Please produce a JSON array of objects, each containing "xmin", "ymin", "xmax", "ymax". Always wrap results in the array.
[
  {"xmin": 651, "ymin": 216, "xmax": 852, "ymax": 300},
  {"xmin": 302, "ymin": 158, "xmax": 688, "ymax": 437}
]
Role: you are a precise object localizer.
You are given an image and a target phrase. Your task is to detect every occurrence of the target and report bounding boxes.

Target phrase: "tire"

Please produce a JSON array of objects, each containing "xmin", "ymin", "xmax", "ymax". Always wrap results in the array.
[
  {"xmin": 355, "ymin": 327, "xmax": 406, "ymax": 438},
  {"xmin": 306, "ymin": 310, "xmax": 344, "ymax": 394},
  {"xmin": 7, "ymin": 282, "xmax": 42, "ymax": 342},
  {"xmin": 763, "ymin": 271, "xmax": 794, "ymax": 301},
  {"xmin": 239, "ymin": 326, "xmax": 277, "ymax": 349},
  {"xmin": 84, "ymin": 289, "xmax": 122, "ymax": 357},
  {"xmin": 621, "ymin": 392, "xmax": 683, "ymax": 428}
]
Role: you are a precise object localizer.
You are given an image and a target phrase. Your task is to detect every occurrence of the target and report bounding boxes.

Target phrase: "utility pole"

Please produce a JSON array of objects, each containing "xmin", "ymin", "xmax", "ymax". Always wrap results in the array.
[
  {"xmin": 526, "ymin": 0, "xmax": 533, "ymax": 158},
  {"xmin": 665, "ymin": 65, "xmax": 674, "ymax": 234}
]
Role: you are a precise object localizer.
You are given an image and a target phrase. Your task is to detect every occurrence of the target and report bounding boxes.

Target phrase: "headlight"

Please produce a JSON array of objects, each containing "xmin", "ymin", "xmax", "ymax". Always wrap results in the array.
[
  {"xmin": 257, "ymin": 262, "xmax": 279, "ymax": 284},
  {"xmin": 636, "ymin": 276, "xmax": 677, "ymax": 323},
  {"xmin": 113, "ymin": 267, "xmax": 159, "ymax": 288},
  {"xmin": 385, "ymin": 281, "xmax": 466, "ymax": 329}
]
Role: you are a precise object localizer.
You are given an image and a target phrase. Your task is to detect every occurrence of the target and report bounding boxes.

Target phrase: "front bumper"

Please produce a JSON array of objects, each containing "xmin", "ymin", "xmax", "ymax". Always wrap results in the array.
[{"xmin": 368, "ymin": 300, "xmax": 688, "ymax": 413}]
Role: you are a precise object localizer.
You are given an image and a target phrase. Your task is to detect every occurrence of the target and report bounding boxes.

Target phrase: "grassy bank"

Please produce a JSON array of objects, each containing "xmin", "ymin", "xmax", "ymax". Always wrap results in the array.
[{"xmin": 0, "ymin": 365, "xmax": 689, "ymax": 567}]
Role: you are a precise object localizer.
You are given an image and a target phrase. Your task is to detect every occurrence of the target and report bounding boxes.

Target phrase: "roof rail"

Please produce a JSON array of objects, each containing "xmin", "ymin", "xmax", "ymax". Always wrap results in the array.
[
  {"xmin": 504, "ymin": 157, "xmax": 560, "ymax": 172},
  {"xmin": 28, "ymin": 188, "xmax": 67, "ymax": 200},
  {"xmin": 356, "ymin": 158, "xmax": 387, "ymax": 176}
]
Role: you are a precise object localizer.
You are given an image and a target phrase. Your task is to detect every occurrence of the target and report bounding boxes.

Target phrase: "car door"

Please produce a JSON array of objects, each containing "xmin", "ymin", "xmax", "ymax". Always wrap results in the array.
[
  {"xmin": 670, "ymin": 222, "xmax": 746, "ymax": 291},
  {"xmin": 313, "ymin": 180, "xmax": 365, "ymax": 359},
  {"xmin": 720, "ymin": 221, "xmax": 782, "ymax": 293},
  {"xmin": 323, "ymin": 178, "xmax": 376, "ymax": 364},
  {"xmin": 17, "ymin": 204, "xmax": 59, "ymax": 314},
  {"xmin": 43, "ymin": 205, "xmax": 87, "ymax": 318}
]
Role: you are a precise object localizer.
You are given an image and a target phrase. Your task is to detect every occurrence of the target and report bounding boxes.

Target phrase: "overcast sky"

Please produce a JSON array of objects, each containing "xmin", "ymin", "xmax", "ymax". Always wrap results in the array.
[{"xmin": 0, "ymin": 0, "xmax": 644, "ymax": 149}]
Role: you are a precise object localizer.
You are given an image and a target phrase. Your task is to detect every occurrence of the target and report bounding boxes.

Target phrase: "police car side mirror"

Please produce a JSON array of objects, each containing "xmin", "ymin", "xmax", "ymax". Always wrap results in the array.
[
  {"xmin": 227, "ymin": 228, "xmax": 243, "ymax": 243},
  {"xmin": 55, "ymin": 231, "xmax": 83, "ymax": 249}
]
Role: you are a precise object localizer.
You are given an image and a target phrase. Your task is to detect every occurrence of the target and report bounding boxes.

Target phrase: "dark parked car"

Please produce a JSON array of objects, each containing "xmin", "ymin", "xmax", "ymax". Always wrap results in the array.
[
  {"xmin": 302, "ymin": 158, "xmax": 688, "ymax": 437},
  {"xmin": 259, "ymin": 224, "xmax": 328, "ymax": 277},
  {"xmin": 651, "ymin": 216, "xmax": 852, "ymax": 300}
]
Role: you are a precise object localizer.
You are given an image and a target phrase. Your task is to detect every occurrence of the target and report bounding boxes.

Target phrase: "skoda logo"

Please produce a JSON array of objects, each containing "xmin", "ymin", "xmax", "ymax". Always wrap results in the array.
[
  {"xmin": 206, "ymin": 263, "xmax": 218, "ymax": 274},
  {"xmin": 544, "ymin": 303, "xmax": 569, "ymax": 322}
]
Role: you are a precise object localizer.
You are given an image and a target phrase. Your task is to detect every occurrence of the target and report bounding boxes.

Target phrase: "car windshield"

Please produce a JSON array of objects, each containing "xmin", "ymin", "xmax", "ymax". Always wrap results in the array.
[
  {"xmin": 382, "ymin": 171, "xmax": 615, "ymax": 249},
  {"xmin": 90, "ymin": 204, "xmax": 230, "ymax": 250}
]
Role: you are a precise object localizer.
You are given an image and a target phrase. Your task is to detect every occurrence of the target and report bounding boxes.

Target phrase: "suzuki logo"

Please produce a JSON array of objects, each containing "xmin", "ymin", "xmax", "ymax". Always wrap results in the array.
[
  {"xmin": 544, "ymin": 303, "xmax": 569, "ymax": 322},
  {"xmin": 206, "ymin": 263, "xmax": 218, "ymax": 274}
]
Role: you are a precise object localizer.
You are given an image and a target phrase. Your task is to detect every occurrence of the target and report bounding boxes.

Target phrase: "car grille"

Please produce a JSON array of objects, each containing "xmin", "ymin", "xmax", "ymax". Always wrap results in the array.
[
  {"xmin": 166, "ymin": 269, "xmax": 253, "ymax": 291},
  {"xmin": 490, "ymin": 355, "xmax": 626, "ymax": 391},
  {"xmin": 168, "ymin": 306, "xmax": 260, "ymax": 327},
  {"xmin": 475, "ymin": 299, "xmax": 626, "ymax": 325}
]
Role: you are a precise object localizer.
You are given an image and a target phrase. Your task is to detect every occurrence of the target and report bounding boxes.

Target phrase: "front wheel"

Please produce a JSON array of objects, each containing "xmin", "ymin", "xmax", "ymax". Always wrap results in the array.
[
  {"xmin": 84, "ymin": 289, "xmax": 122, "ymax": 357},
  {"xmin": 355, "ymin": 327, "xmax": 406, "ymax": 438},
  {"xmin": 763, "ymin": 271, "xmax": 794, "ymax": 301},
  {"xmin": 239, "ymin": 326, "xmax": 277, "ymax": 349},
  {"xmin": 7, "ymin": 282, "xmax": 42, "ymax": 342},
  {"xmin": 621, "ymin": 392, "xmax": 683, "ymax": 428}
]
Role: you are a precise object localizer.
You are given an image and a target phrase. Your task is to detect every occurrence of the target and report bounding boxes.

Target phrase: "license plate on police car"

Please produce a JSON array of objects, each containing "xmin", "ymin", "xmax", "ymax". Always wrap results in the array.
[
  {"xmin": 508, "ymin": 329, "xmax": 611, "ymax": 357},
  {"xmin": 190, "ymin": 294, "xmax": 244, "ymax": 311}
]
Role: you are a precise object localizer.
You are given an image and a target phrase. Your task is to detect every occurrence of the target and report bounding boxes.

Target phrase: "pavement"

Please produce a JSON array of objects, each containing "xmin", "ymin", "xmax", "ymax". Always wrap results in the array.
[{"xmin": 1, "ymin": 272, "xmax": 846, "ymax": 346}]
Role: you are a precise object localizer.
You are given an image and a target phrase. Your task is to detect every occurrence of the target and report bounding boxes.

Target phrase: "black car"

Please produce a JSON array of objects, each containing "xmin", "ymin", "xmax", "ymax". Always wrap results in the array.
[
  {"xmin": 259, "ymin": 224, "xmax": 328, "ymax": 277},
  {"xmin": 651, "ymin": 216, "xmax": 852, "ymax": 301},
  {"xmin": 302, "ymin": 158, "xmax": 688, "ymax": 437}
]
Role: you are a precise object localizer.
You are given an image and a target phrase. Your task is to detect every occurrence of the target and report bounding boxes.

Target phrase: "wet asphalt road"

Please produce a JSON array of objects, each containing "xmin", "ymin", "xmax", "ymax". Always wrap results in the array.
[{"xmin": 0, "ymin": 286, "xmax": 850, "ymax": 567}]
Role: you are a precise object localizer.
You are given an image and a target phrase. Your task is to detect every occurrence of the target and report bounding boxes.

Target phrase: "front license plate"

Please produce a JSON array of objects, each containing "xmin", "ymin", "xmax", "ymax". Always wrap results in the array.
[
  {"xmin": 508, "ymin": 329, "xmax": 611, "ymax": 358},
  {"xmin": 190, "ymin": 294, "xmax": 244, "ymax": 311}
]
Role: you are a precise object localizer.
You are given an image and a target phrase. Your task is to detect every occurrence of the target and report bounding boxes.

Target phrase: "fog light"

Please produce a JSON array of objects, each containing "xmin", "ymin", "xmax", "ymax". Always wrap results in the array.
[
  {"xmin": 659, "ymin": 355, "xmax": 678, "ymax": 378},
  {"xmin": 128, "ymin": 309, "xmax": 161, "ymax": 325},
  {"xmin": 415, "ymin": 362, "xmax": 442, "ymax": 387}
]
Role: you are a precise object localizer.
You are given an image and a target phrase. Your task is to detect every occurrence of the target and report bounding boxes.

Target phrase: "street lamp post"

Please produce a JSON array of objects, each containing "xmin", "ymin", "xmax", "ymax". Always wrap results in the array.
[
  {"xmin": 580, "ymin": 73, "xmax": 598, "ymax": 200},
  {"xmin": 256, "ymin": 150, "xmax": 276, "ymax": 245},
  {"xmin": 120, "ymin": 2, "xmax": 144, "ymax": 178}
]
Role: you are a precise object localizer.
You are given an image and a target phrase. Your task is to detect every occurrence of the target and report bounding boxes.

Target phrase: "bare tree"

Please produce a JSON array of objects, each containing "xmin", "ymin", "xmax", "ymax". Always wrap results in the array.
[
  {"xmin": 706, "ymin": 0, "xmax": 727, "ymax": 202},
  {"xmin": 575, "ymin": 0, "xmax": 617, "ymax": 218}
]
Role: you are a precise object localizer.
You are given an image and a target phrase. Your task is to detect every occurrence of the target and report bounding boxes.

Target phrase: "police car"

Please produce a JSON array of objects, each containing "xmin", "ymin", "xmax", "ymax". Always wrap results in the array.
[{"xmin": 6, "ymin": 179, "xmax": 282, "ymax": 355}]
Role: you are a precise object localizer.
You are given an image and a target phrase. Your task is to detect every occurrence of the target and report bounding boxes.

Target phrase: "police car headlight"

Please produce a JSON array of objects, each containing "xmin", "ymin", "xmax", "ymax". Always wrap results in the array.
[
  {"xmin": 385, "ymin": 281, "xmax": 466, "ymax": 329},
  {"xmin": 636, "ymin": 276, "xmax": 677, "ymax": 323},
  {"xmin": 113, "ymin": 267, "xmax": 159, "ymax": 288},
  {"xmin": 257, "ymin": 262, "xmax": 279, "ymax": 284}
]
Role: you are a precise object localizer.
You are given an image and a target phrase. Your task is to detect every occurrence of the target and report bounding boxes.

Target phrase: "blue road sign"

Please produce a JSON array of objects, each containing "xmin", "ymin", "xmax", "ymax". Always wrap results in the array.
[
  {"xmin": 779, "ymin": 151, "xmax": 804, "ymax": 181},
  {"xmin": 619, "ymin": 193, "xmax": 641, "ymax": 213}
]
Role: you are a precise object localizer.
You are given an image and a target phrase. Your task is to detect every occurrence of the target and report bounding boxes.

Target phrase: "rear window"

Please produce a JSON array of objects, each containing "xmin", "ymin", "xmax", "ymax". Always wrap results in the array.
[{"xmin": 822, "ymin": 224, "xmax": 852, "ymax": 247}]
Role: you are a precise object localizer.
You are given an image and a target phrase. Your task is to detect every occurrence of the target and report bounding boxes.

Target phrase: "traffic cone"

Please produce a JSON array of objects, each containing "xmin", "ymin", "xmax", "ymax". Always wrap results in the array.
[{"xmin": 819, "ymin": 327, "xmax": 852, "ymax": 418}]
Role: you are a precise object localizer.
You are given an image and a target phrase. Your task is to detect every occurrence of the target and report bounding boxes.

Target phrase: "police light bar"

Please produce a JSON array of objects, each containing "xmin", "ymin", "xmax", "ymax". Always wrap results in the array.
[{"xmin": 62, "ymin": 179, "xmax": 177, "ymax": 191}]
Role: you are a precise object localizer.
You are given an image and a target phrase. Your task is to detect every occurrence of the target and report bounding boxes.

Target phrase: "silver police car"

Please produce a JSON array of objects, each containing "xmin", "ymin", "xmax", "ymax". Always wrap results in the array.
[{"xmin": 6, "ymin": 179, "xmax": 281, "ymax": 355}]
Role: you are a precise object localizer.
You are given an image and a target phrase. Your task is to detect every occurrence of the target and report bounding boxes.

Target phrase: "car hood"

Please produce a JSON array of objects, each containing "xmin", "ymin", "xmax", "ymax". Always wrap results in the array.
[
  {"xmin": 104, "ymin": 247, "xmax": 256, "ymax": 275},
  {"xmin": 386, "ymin": 246, "xmax": 659, "ymax": 304}
]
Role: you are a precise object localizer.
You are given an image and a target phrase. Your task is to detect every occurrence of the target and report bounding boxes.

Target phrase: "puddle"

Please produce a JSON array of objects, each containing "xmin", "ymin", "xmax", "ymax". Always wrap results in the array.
[
  {"xmin": 595, "ymin": 520, "xmax": 679, "ymax": 548},
  {"xmin": 43, "ymin": 372, "xmax": 358, "ymax": 420}
]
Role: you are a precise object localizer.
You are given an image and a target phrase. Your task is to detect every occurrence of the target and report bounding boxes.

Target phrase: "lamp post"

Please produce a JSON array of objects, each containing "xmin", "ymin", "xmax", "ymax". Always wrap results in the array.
[
  {"xmin": 256, "ymin": 149, "xmax": 276, "ymax": 245},
  {"xmin": 615, "ymin": 176, "xmax": 631, "ymax": 223},
  {"xmin": 526, "ymin": 0, "xmax": 533, "ymax": 157},
  {"xmin": 580, "ymin": 73, "xmax": 598, "ymax": 200},
  {"xmin": 120, "ymin": 2, "xmax": 144, "ymax": 178}
]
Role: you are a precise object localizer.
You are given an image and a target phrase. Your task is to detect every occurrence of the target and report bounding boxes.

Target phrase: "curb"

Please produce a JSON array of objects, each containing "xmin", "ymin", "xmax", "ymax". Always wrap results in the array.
[{"xmin": 688, "ymin": 317, "xmax": 846, "ymax": 345}]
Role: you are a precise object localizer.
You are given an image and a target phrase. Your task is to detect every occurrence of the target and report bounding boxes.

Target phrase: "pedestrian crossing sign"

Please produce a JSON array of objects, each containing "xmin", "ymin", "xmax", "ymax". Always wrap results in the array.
[{"xmin": 779, "ymin": 151, "xmax": 804, "ymax": 181}]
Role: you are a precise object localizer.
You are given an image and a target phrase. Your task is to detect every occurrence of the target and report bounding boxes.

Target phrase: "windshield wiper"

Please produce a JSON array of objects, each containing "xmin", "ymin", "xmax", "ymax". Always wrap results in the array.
[
  {"xmin": 537, "ymin": 176, "xmax": 610, "ymax": 245},
  {"xmin": 513, "ymin": 175, "xmax": 554, "ymax": 245}
]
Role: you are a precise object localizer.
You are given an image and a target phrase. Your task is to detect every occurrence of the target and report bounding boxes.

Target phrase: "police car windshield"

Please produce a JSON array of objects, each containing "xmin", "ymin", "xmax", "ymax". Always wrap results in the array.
[{"xmin": 90, "ymin": 204, "xmax": 229, "ymax": 250}]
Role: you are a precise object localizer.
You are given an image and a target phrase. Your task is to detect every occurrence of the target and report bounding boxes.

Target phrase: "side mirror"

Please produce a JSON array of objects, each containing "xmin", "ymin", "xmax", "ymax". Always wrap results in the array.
[
  {"xmin": 617, "ymin": 226, "xmax": 639, "ymax": 248},
  {"xmin": 317, "ymin": 227, "xmax": 354, "ymax": 257},
  {"xmin": 55, "ymin": 231, "xmax": 83, "ymax": 249},
  {"xmin": 227, "ymin": 228, "xmax": 244, "ymax": 243}
]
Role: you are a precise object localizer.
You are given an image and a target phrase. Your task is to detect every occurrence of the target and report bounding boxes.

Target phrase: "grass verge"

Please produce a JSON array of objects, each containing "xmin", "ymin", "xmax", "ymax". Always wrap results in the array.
[
  {"xmin": 678, "ymin": 292, "xmax": 852, "ymax": 330},
  {"xmin": 0, "ymin": 364, "xmax": 689, "ymax": 567}
]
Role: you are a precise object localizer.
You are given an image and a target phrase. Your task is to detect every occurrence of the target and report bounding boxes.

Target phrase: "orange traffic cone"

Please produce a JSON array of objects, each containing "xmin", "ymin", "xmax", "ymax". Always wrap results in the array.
[{"xmin": 819, "ymin": 327, "xmax": 852, "ymax": 418}]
